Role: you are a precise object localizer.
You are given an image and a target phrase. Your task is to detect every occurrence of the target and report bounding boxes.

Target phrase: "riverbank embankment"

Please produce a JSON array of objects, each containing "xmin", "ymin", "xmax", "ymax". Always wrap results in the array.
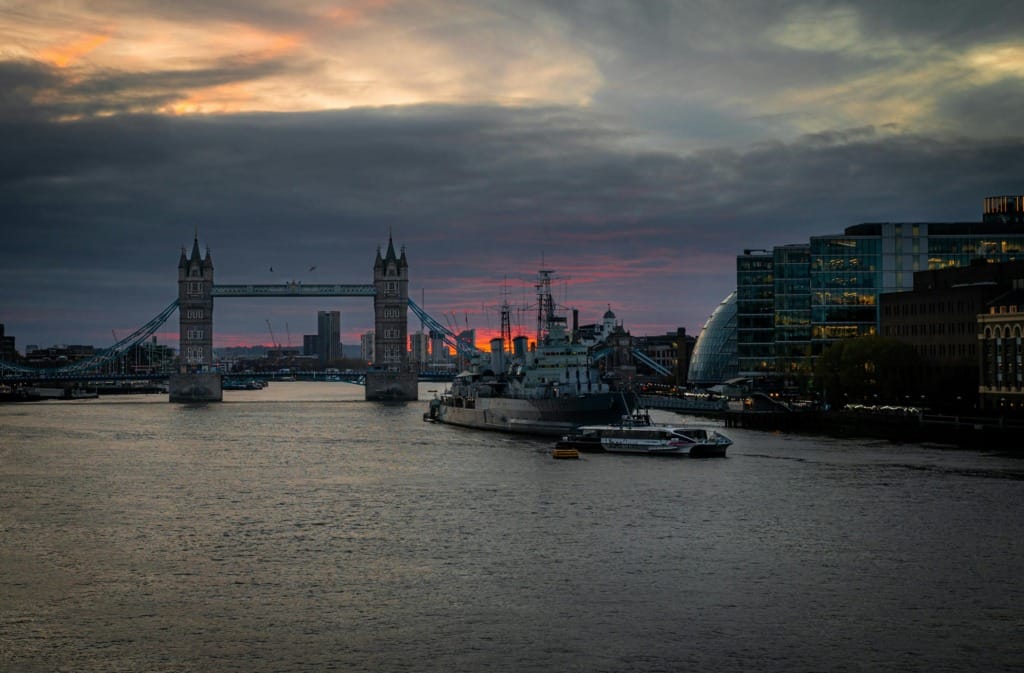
[{"xmin": 716, "ymin": 409, "xmax": 1024, "ymax": 450}]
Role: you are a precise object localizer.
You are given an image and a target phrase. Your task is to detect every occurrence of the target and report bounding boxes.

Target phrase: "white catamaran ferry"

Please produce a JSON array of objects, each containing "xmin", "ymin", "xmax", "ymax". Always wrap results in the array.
[{"xmin": 556, "ymin": 413, "xmax": 732, "ymax": 457}]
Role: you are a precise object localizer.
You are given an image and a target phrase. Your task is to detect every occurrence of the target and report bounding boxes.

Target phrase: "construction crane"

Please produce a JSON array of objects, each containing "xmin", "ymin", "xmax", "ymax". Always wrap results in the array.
[
  {"xmin": 285, "ymin": 322, "xmax": 292, "ymax": 349},
  {"xmin": 265, "ymin": 319, "xmax": 279, "ymax": 350}
]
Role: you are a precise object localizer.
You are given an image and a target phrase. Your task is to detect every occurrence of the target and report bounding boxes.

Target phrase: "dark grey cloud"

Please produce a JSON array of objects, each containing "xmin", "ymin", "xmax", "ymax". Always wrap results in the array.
[
  {"xmin": 3, "ymin": 91, "xmax": 1023, "ymax": 349},
  {"xmin": 938, "ymin": 78, "xmax": 1024, "ymax": 137},
  {"xmin": 851, "ymin": 1, "xmax": 1024, "ymax": 47},
  {"xmin": 4, "ymin": 1, "xmax": 1024, "ymax": 355},
  {"xmin": 525, "ymin": 0, "xmax": 1024, "ymax": 144},
  {"xmin": 0, "ymin": 55, "xmax": 319, "ymax": 121},
  {"xmin": 0, "ymin": 60, "xmax": 63, "ymax": 121}
]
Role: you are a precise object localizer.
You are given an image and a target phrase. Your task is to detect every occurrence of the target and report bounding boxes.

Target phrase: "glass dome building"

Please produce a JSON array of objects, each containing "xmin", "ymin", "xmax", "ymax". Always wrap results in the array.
[{"xmin": 687, "ymin": 291, "xmax": 738, "ymax": 387}]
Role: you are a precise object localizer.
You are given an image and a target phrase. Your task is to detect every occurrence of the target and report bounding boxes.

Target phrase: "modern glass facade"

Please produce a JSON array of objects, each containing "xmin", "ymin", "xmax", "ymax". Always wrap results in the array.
[
  {"xmin": 736, "ymin": 252, "xmax": 774, "ymax": 376},
  {"xmin": 773, "ymin": 244, "xmax": 811, "ymax": 373},
  {"xmin": 735, "ymin": 196, "xmax": 1024, "ymax": 383},
  {"xmin": 688, "ymin": 292, "xmax": 737, "ymax": 386},
  {"xmin": 925, "ymin": 223, "xmax": 1024, "ymax": 269},
  {"xmin": 810, "ymin": 233, "xmax": 880, "ymax": 351}
]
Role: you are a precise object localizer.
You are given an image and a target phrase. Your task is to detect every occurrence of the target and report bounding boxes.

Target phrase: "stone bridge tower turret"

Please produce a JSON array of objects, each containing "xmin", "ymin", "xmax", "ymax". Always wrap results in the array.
[
  {"xmin": 365, "ymin": 236, "xmax": 418, "ymax": 400},
  {"xmin": 177, "ymin": 236, "xmax": 214, "ymax": 371},
  {"xmin": 170, "ymin": 235, "xmax": 222, "ymax": 402}
]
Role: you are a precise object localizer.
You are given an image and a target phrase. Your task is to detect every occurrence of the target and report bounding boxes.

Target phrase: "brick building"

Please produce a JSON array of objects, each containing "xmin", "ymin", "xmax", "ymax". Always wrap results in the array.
[
  {"xmin": 978, "ymin": 282, "xmax": 1024, "ymax": 413},
  {"xmin": 880, "ymin": 259, "xmax": 1024, "ymax": 410}
]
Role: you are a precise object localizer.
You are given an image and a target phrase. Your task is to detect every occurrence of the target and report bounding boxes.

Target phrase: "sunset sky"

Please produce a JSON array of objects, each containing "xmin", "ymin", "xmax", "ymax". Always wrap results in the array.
[{"xmin": 3, "ymin": 1, "xmax": 1024, "ymax": 351}]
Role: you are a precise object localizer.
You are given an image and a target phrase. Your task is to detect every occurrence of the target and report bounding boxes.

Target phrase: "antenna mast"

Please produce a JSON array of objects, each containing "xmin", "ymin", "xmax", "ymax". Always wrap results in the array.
[{"xmin": 535, "ymin": 269, "xmax": 555, "ymax": 346}]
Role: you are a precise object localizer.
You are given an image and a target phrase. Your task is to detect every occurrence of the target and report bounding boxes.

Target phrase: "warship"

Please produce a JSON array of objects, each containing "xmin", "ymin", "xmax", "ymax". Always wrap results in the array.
[{"xmin": 424, "ymin": 270, "xmax": 633, "ymax": 436}]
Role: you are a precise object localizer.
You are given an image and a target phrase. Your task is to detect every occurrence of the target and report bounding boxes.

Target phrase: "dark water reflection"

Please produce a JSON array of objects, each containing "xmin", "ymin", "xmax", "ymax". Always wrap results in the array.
[{"xmin": 2, "ymin": 383, "xmax": 1022, "ymax": 672}]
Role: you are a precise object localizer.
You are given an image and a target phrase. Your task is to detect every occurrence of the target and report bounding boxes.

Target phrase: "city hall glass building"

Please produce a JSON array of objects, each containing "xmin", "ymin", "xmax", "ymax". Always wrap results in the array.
[
  {"xmin": 688, "ymin": 291, "xmax": 738, "ymax": 386},
  {"xmin": 736, "ymin": 196, "xmax": 1024, "ymax": 379}
]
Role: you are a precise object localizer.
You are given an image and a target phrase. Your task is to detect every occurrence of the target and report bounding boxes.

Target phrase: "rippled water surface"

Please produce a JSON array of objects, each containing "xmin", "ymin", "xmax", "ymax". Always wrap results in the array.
[{"xmin": 2, "ymin": 382, "xmax": 1022, "ymax": 672}]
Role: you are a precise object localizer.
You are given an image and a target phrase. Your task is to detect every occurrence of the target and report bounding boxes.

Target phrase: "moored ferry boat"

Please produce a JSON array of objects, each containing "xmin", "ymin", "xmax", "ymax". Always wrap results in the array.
[
  {"xmin": 556, "ymin": 414, "xmax": 732, "ymax": 457},
  {"xmin": 424, "ymin": 269, "xmax": 633, "ymax": 436}
]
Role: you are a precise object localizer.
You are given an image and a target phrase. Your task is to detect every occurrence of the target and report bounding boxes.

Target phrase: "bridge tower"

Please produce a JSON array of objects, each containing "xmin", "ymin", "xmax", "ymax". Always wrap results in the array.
[
  {"xmin": 365, "ymin": 236, "xmax": 418, "ymax": 400},
  {"xmin": 169, "ymin": 235, "xmax": 222, "ymax": 401}
]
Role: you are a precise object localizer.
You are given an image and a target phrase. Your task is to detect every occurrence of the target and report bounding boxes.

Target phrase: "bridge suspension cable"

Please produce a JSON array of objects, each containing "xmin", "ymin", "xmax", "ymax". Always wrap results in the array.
[
  {"xmin": 0, "ymin": 299, "xmax": 180, "ymax": 378},
  {"xmin": 407, "ymin": 299, "xmax": 482, "ymax": 358},
  {"xmin": 589, "ymin": 346, "xmax": 673, "ymax": 377},
  {"xmin": 630, "ymin": 348, "xmax": 673, "ymax": 377}
]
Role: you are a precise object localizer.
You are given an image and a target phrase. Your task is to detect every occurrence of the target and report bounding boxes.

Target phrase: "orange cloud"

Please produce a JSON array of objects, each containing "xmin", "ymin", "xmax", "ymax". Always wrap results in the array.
[
  {"xmin": 39, "ymin": 33, "xmax": 111, "ymax": 68},
  {"xmin": 4, "ymin": 1, "xmax": 601, "ymax": 118},
  {"xmin": 321, "ymin": 0, "xmax": 393, "ymax": 25},
  {"xmin": 161, "ymin": 88, "xmax": 254, "ymax": 115}
]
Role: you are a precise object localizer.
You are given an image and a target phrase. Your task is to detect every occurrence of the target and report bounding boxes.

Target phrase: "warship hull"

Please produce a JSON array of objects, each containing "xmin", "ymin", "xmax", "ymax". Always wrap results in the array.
[{"xmin": 428, "ymin": 393, "xmax": 631, "ymax": 436}]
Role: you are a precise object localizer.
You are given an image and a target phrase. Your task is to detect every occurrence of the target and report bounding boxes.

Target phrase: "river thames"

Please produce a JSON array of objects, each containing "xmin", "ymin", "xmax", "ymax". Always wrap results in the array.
[{"xmin": 2, "ymin": 382, "xmax": 1022, "ymax": 672}]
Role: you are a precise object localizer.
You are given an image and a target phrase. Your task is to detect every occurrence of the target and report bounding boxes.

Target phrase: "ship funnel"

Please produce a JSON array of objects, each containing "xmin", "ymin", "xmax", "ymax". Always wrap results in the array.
[
  {"xmin": 490, "ymin": 338, "xmax": 505, "ymax": 374},
  {"xmin": 513, "ymin": 336, "xmax": 528, "ymax": 359}
]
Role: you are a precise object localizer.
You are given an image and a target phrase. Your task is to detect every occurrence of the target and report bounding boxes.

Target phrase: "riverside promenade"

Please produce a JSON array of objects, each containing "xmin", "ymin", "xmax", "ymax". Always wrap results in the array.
[{"xmin": 644, "ymin": 393, "xmax": 1024, "ymax": 450}]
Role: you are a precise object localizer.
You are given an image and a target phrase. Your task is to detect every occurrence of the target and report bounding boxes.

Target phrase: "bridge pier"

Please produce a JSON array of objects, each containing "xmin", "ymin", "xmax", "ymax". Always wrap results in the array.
[
  {"xmin": 169, "ymin": 372, "xmax": 223, "ymax": 402},
  {"xmin": 365, "ymin": 370, "xmax": 418, "ymax": 401}
]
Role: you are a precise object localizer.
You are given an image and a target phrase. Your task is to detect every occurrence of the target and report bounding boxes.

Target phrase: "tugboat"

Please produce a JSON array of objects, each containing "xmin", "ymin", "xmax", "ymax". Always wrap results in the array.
[{"xmin": 425, "ymin": 269, "xmax": 633, "ymax": 436}]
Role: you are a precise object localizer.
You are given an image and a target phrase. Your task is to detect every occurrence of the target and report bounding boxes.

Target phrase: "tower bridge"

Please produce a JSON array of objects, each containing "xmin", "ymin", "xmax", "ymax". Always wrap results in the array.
[
  {"xmin": 0, "ymin": 236, "xmax": 481, "ymax": 397},
  {"xmin": 1, "ymin": 238, "xmax": 672, "ymax": 397},
  {"xmin": 174, "ymin": 234, "xmax": 417, "ymax": 402}
]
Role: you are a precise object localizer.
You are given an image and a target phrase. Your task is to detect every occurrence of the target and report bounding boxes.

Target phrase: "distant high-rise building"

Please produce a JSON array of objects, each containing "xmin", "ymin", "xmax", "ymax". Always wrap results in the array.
[
  {"xmin": 317, "ymin": 310, "xmax": 341, "ymax": 364},
  {"xmin": 409, "ymin": 332, "xmax": 429, "ymax": 367},
  {"xmin": 429, "ymin": 330, "xmax": 448, "ymax": 365},
  {"xmin": 455, "ymin": 329, "xmax": 475, "ymax": 370},
  {"xmin": 0, "ymin": 323, "xmax": 16, "ymax": 362},
  {"xmin": 303, "ymin": 334, "xmax": 317, "ymax": 357}
]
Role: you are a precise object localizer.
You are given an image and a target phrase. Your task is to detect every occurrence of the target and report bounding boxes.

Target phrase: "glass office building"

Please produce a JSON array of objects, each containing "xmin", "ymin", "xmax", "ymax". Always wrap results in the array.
[
  {"xmin": 810, "ymin": 227, "xmax": 881, "ymax": 351},
  {"xmin": 774, "ymin": 244, "xmax": 812, "ymax": 374},
  {"xmin": 736, "ymin": 252, "xmax": 774, "ymax": 376},
  {"xmin": 688, "ymin": 292, "xmax": 737, "ymax": 386},
  {"xmin": 735, "ymin": 195, "xmax": 1024, "ymax": 379}
]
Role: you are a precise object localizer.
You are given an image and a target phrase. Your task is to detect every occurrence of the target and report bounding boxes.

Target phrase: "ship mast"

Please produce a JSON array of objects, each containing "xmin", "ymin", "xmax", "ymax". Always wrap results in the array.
[
  {"xmin": 535, "ymin": 269, "xmax": 556, "ymax": 346},
  {"xmin": 500, "ymin": 300, "xmax": 512, "ymax": 354}
]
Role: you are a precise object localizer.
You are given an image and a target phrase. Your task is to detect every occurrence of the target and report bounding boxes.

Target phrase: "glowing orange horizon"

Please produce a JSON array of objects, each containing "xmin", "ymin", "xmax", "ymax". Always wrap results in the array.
[
  {"xmin": 39, "ymin": 33, "xmax": 112, "ymax": 68},
  {"xmin": 208, "ymin": 328, "xmax": 526, "ymax": 354}
]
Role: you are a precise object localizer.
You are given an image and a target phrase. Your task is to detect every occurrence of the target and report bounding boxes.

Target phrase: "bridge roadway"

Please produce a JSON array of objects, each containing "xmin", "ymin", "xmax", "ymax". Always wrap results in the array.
[
  {"xmin": 1, "ymin": 370, "xmax": 455, "ymax": 385},
  {"xmin": 211, "ymin": 284, "xmax": 376, "ymax": 297}
]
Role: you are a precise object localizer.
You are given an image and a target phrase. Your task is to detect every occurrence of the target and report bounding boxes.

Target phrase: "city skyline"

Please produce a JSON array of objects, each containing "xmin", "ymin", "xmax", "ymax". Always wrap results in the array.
[{"xmin": 3, "ymin": 1, "xmax": 1024, "ymax": 351}]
